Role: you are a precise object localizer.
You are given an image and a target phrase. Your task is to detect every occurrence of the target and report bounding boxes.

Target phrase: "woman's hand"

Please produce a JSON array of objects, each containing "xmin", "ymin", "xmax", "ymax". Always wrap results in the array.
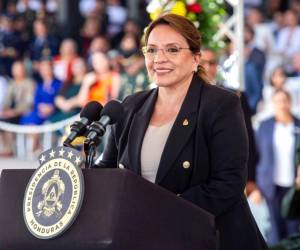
[
  {"xmin": 38, "ymin": 103, "xmax": 54, "ymax": 118},
  {"xmin": 248, "ymin": 189, "xmax": 263, "ymax": 205},
  {"xmin": 0, "ymin": 109, "xmax": 17, "ymax": 119}
]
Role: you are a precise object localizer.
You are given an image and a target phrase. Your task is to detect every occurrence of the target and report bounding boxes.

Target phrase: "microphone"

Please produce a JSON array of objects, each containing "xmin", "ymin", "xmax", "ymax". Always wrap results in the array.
[
  {"xmin": 85, "ymin": 100, "xmax": 124, "ymax": 146},
  {"xmin": 63, "ymin": 101, "xmax": 103, "ymax": 147}
]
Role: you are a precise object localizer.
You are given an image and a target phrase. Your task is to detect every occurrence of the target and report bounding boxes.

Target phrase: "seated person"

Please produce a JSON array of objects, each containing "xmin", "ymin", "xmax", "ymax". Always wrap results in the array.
[
  {"xmin": 0, "ymin": 61, "xmax": 35, "ymax": 156},
  {"xmin": 20, "ymin": 59, "xmax": 61, "ymax": 154},
  {"xmin": 49, "ymin": 58, "xmax": 87, "ymax": 122},
  {"xmin": 71, "ymin": 52, "xmax": 120, "ymax": 107}
]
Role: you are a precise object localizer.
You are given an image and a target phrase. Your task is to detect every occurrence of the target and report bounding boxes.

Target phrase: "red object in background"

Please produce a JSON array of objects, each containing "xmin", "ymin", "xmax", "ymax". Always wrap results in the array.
[{"xmin": 187, "ymin": 3, "xmax": 202, "ymax": 13}]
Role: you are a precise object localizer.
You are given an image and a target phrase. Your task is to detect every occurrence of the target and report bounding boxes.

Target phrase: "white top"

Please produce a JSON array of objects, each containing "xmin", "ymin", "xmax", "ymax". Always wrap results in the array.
[
  {"xmin": 273, "ymin": 122, "xmax": 295, "ymax": 187},
  {"xmin": 274, "ymin": 26, "xmax": 300, "ymax": 59},
  {"xmin": 253, "ymin": 24, "xmax": 275, "ymax": 53},
  {"xmin": 141, "ymin": 120, "xmax": 175, "ymax": 183}
]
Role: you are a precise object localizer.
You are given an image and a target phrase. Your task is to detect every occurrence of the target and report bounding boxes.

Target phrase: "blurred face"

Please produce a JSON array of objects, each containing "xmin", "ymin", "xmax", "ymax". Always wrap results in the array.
[
  {"xmin": 83, "ymin": 18, "xmax": 99, "ymax": 37},
  {"xmin": 34, "ymin": 21, "xmax": 47, "ymax": 37},
  {"xmin": 200, "ymin": 50, "xmax": 218, "ymax": 81},
  {"xmin": 2, "ymin": 17, "xmax": 13, "ymax": 31},
  {"xmin": 60, "ymin": 40, "xmax": 77, "ymax": 57},
  {"xmin": 92, "ymin": 52, "xmax": 110, "ymax": 74},
  {"xmin": 271, "ymin": 68, "xmax": 286, "ymax": 88},
  {"xmin": 124, "ymin": 20, "xmax": 140, "ymax": 35},
  {"xmin": 144, "ymin": 24, "xmax": 199, "ymax": 88},
  {"xmin": 39, "ymin": 61, "xmax": 53, "ymax": 80},
  {"xmin": 72, "ymin": 59, "xmax": 86, "ymax": 76},
  {"xmin": 284, "ymin": 11, "xmax": 298, "ymax": 26},
  {"xmin": 273, "ymin": 91, "xmax": 291, "ymax": 116},
  {"xmin": 121, "ymin": 35, "xmax": 137, "ymax": 51},
  {"xmin": 90, "ymin": 37, "xmax": 110, "ymax": 53},
  {"xmin": 12, "ymin": 62, "xmax": 26, "ymax": 80},
  {"xmin": 247, "ymin": 9, "xmax": 262, "ymax": 26}
]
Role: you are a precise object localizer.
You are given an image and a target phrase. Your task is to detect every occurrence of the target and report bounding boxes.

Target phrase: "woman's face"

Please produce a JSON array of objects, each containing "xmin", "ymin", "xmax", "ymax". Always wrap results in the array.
[
  {"xmin": 39, "ymin": 61, "xmax": 53, "ymax": 80},
  {"xmin": 273, "ymin": 92, "xmax": 291, "ymax": 116},
  {"xmin": 72, "ymin": 59, "xmax": 86, "ymax": 77},
  {"xmin": 271, "ymin": 68, "xmax": 286, "ymax": 88},
  {"xmin": 12, "ymin": 62, "xmax": 26, "ymax": 80},
  {"xmin": 145, "ymin": 24, "xmax": 199, "ymax": 88},
  {"xmin": 92, "ymin": 52, "xmax": 110, "ymax": 74}
]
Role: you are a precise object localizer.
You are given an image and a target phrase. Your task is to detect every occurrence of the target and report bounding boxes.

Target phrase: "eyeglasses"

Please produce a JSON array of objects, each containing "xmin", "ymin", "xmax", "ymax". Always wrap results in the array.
[{"xmin": 142, "ymin": 45, "xmax": 191, "ymax": 58}]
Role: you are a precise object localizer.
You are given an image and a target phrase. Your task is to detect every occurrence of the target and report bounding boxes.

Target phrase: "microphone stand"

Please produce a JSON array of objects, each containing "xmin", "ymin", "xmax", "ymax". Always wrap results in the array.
[
  {"xmin": 84, "ymin": 121, "xmax": 105, "ymax": 168},
  {"xmin": 84, "ymin": 139, "xmax": 101, "ymax": 168}
]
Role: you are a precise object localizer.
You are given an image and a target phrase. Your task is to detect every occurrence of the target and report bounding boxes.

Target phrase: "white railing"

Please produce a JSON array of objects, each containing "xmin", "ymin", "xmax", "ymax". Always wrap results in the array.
[{"xmin": 0, "ymin": 115, "xmax": 79, "ymax": 158}]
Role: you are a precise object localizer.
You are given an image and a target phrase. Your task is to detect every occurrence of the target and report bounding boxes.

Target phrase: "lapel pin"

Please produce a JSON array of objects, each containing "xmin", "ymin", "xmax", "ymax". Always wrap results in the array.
[{"xmin": 183, "ymin": 119, "xmax": 189, "ymax": 126}]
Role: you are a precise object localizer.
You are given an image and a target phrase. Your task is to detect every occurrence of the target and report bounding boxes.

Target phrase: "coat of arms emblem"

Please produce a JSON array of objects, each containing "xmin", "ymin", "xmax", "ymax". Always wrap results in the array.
[
  {"xmin": 23, "ymin": 147, "xmax": 84, "ymax": 239},
  {"xmin": 36, "ymin": 170, "xmax": 65, "ymax": 218}
]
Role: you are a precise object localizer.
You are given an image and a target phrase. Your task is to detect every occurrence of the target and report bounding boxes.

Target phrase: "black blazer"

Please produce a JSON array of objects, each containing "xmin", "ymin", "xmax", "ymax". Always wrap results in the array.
[{"xmin": 98, "ymin": 75, "xmax": 268, "ymax": 250}]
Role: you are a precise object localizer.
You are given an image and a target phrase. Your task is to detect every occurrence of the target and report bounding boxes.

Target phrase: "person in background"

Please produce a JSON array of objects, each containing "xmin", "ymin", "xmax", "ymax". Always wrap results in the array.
[
  {"xmin": 199, "ymin": 48, "xmax": 219, "ymax": 84},
  {"xmin": 97, "ymin": 13, "xmax": 267, "ymax": 250},
  {"xmin": 49, "ymin": 58, "xmax": 87, "ymax": 122},
  {"xmin": 111, "ymin": 18, "xmax": 142, "ymax": 49},
  {"xmin": 256, "ymin": 89, "xmax": 300, "ymax": 245},
  {"xmin": 75, "ymin": 51, "xmax": 120, "ymax": 107},
  {"xmin": 0, "ymin": 61, "xmax": 35, "ymax": 156},
  {"xmin": 274, "ymin": 10, "xmax": 300, "ymax": 65},
  {"xmin": 0, "ymin": 14, "xmax": 21, "ymax": 76},
  {"xmin": 86, "ymin": 35, "xmax": 110, "ymax": 67},
  {"xmin": 287, "ymin": 52, "xmax": 300, "ymax": 77},
  {"xmin": 243, "ymin": 25, "xmax": 265, "ymax": 115},
  {"xmin": 30, "ymin": 19, "xmax": 58, "ymax": 77},
  {"xmin": 246, "ymin": 7, "xmax": 275, "ymax": 54},
  {"xmin": 200, "ymin": 48, "xmax": 258, "ymax": 195},
  {"xmin": 114, "ymin": 32, "xmax": 149, "ymax": 100},
  {"xmin": 261, "ymin": 66, "xmax": 300, "ymax": 117},
  {"xmin": 20, "ymin": 59, "xmax": 61, "ymax": 154},
  {"xmin": 52, "ymin": 38, "xmax": 79, "ymax": 83},
  {"xmin": 80, "ymin": 16, "xmax": 104, "ymax": 56},
  {"xmin": 244, "ymin": 24, "xmax": 266, "ymax": 88},
  {"xmin": 106, "ymin": 0, "xmax": 127, "ymax": 44}
]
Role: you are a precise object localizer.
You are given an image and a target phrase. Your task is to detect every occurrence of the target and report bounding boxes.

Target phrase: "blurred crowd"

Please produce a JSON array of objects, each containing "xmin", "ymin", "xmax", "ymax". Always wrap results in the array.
[
  {"xmin": 207, "ymin": 0, "xmax": 300, "ymax": 246},
  {"xmin": 0, "ymin": 0, "xmax": 150, "ymax": 156},
  {"xmin": 2, "ymin": 0, "xmax": 300, "ymax": 247}
]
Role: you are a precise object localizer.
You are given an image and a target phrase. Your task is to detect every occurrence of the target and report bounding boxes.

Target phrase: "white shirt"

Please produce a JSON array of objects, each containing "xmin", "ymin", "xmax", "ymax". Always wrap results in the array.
[
  {"xmin": 274, "ymin": 26, "xmax": 300, "ymax": 59},
  {"xmin": 253, "ymin": 23, "xmax": 275, "ymax": 54},
  {"xmin": 273, "ymin": 122, "xmax": 295, "ymax": 187},
  {"xmin": 141, "ymin": 120, "xmax": 174, "ymax": 183}
]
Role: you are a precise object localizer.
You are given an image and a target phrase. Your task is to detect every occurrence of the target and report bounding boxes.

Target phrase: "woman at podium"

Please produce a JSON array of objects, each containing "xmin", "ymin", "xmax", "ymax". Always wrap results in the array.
[{"xmin": 98, "ymin": 14, "xmax": 268, "ymax": 250}]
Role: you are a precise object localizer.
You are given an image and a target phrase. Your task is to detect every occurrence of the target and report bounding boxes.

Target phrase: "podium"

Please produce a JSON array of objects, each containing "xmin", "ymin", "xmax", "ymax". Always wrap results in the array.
[{"xmin": 0, "ymin": 168, "xmax": 217, "ymax": 250}]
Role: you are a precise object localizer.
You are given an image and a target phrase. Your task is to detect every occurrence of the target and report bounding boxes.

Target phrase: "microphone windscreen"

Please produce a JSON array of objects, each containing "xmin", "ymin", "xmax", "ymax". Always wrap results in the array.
[
  {"xmin": 101, "ymin": 100, "xmax": 124, "ymax": 124},
  {"xmin": 80, "ymin": 101, "xmax": 103, "ymax": 122}
]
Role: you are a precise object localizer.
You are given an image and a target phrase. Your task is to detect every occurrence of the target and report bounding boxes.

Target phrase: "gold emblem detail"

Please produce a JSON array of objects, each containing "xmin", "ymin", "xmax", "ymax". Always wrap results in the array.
[
  {"xmin": 36, "ymin": 170, "xmax": 65, "ymax": 218},
  {"xmin": 183, "ymin": 119, "xmax": 189, "ymax": 126},
  {"xmin": 182, "ymin": 161, "xmax": 191, "ymax": 169}
]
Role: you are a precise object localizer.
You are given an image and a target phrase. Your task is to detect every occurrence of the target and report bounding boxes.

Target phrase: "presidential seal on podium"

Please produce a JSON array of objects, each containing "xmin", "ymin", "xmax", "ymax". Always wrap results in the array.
[{"xmin": 23, "ymin": 146, "xmax": 84, "ymax": 239}]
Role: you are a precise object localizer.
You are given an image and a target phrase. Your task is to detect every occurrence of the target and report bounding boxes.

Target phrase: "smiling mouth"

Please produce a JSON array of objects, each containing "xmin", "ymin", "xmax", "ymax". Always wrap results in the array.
[{"xmin": 154, "ymin": 69, "xmax": 173, "ymax": 74}]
